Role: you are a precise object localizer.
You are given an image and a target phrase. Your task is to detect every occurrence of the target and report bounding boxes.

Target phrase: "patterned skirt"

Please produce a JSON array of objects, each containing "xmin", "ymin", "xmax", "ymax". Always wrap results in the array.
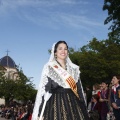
[{"xmin": 43, "ymin": 87, "xmax": 89, "ymax": 120}]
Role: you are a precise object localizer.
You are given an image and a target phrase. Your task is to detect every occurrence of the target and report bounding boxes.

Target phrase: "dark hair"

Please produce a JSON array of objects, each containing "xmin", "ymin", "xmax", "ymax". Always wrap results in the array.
[
  {"xmin": 92, "ymin": 94, "xmax": 99, "ymax": 102},
  {"xmin": 54, "ymin": 41, "xmax": 68, "ymax": 53},
  {"xmin": 113, "ymin": 75, "xmax": 120, "ymax": 84},
  {"xmin": 115, "ymin": 75, "xmax": 120, "ymax": 80},
  {"xmin": 93, "ymin": 83, "xmax": 100, "ymax": 90},
  {"xmin": 101, "ymin": 80, "xmax": 109, "ymax": 85}
]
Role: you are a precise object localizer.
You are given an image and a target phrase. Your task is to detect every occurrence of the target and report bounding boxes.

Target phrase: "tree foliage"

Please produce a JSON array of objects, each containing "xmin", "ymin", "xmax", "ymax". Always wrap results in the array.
[
  {"xmin": 0, "ymin": 67, "xmax": 37, "ymax": 105},
  {"xmin": 103, "ymin": 0, "xmax": 120, "ymax": 37},
  {"xmin": 69, "ymin": 38, "xmax": 120, "ymax": 88}
]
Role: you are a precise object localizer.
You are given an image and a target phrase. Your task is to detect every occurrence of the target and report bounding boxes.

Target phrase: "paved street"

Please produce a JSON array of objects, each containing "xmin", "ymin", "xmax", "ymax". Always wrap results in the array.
[{"xmin": 0, "ymin": 117, "xmax": 6, "ymax": 120}]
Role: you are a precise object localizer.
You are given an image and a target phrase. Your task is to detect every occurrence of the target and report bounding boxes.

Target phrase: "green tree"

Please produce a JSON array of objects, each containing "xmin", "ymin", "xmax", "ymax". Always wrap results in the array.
[
  {"xmin": 69, "ymin": 38, "xmax": 120, "ymax": 87},
  {"xmin": 0, "ymin": 66, "xmax": 7, "ymax": 97},
  {"xmin": 0, "ymin": 67, "xmax": 37, "ymax": 105},
  {"xmin": 14, "ymin": 68, "xmax": 36, "ymax": 102},
  {"xmin": 103, "ymin": 0, "xmax": 120, "ymax": 37}
]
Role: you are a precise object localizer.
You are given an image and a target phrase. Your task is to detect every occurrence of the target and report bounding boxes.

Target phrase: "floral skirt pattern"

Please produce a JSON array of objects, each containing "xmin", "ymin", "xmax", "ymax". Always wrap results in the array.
[{"xmin": 43, "ymin": 88, "xmax": 89, "ymax": 120}]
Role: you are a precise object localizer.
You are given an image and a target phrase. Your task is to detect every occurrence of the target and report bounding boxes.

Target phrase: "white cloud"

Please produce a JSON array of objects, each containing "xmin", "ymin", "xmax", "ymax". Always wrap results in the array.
[
  {"xmin": 0, "ymin": 0, "xmax": 79, "ymax": 15},
  {"xmin": 55, "ymin": 13, "xmax": 103, "ymax": 35},
  {"xmin": 0, "ymin": 0, "xmax": 105, "ymax": 33},
  {"xmin": 57, "ymin": 13, "xmax": 102, "ymax": 27},
  {"xmin": 0, "ymin": 0, "xmax": 89, "ymax": 8}
]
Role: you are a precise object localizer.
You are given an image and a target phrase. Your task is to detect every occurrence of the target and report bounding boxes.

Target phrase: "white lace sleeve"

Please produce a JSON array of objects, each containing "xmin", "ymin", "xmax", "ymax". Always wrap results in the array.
[{"xmin": 32, "ymin": 64, "xmax": 49, "ymax": 120}]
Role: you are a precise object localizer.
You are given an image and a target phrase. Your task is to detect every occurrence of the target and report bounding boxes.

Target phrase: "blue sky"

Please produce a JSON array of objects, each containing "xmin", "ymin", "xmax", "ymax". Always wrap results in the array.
[{"xmin": 0, "ymin": 0, "xmax": 110, "ymax": 89}]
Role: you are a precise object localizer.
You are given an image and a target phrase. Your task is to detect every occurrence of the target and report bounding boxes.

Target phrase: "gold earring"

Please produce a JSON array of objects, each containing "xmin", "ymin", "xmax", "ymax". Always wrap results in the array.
[
  {"xmin": 67, "ymin": 53, "xmax": 69, "ymax": 57},
  {"xmin": 55, "ymin": 54, "xmax": 57, "ymax": 59}
]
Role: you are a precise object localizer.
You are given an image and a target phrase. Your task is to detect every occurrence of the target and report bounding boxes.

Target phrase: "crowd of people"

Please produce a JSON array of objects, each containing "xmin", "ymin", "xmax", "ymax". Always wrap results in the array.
[
  {"xmin": 0, "ymin": 76, "xmax": 120, "ymax": 120},
  {"xmin": 0, "ymin": 101, "xmax": 33, "ymax": 120},
  {"xmin": 86, "ymin": 75, "xmax": 120, "ymax": 120}
]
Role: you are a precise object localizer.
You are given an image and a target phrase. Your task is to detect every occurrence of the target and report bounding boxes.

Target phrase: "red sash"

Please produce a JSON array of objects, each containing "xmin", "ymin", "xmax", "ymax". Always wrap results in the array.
[{"xmin": 50, "ymin": 62, "xmax": 79, "ymax": 99}]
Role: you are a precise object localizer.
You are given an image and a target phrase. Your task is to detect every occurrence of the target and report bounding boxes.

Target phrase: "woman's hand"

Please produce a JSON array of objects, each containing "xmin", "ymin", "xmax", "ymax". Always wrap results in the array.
[
  {"xmin": 104, "ymin": 99, "xmax": 108, "ymax": 102},
  {"xmin": 99, "ymin": 98, "xmax": 108, "ymax": 102},
  {"xmin": 99, "ymin": 98, "xmax": 104, "ymax": 102}
]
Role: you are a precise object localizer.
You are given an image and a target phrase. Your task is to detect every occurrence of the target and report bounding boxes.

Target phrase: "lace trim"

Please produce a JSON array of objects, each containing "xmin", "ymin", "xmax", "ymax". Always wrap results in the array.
[
  {"xmin": 48, "ymin": 62, "xmax": 80, "ymax": 86},
  {"xmin": 32, "ymin": 62, "xmax": 80, "ymax": 120},
  {"xmin": 32, "ymin": 64, "xmax": 49, "ymax": 120}
]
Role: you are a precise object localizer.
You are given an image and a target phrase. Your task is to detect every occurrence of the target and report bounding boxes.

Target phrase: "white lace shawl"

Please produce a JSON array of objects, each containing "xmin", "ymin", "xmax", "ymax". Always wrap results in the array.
[
  {"xmin": 32, "ymin": 43, "xmax": 81, "ymax": 120},
  {"xmin": 32, "ymin": 62, "xmax": 80, "ymax": 120}
]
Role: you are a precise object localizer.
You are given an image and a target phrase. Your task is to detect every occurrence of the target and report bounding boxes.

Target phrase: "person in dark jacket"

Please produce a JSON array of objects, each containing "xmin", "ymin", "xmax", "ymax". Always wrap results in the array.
[
  {"xmin": 89, "ymin": 94, "xmax": 101, "ymax": 120},
  {"xmin": 86, "ymin": 86, "xmax": 92, "ymax": 107},
  {"xmin": 110, "ymin": 75, "xmax": 120, "ymax": 120},
  {"xmin": 99, "ymin": 80, "xmax": 109, "ymax": 120}
]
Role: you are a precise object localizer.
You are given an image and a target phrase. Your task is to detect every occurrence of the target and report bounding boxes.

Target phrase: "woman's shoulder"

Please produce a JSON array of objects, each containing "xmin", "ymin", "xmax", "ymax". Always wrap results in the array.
[
  {"xmin": 67, "ymin": 62, "xmax": 80, "ymax": 73},
  {"xmin": 43, "ymin": 62, "xmax": 53, "ymax": 68},
  {"xmin": 42, "ymin": 61, "xmax": 55, "ymax": 71},
  {"xmin": 69, "ymin": 62, "xmax": 79, "ymax": 69}
]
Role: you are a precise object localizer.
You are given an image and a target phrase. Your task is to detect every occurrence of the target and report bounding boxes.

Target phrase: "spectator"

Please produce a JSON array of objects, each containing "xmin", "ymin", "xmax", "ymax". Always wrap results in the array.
[
  {"xmin": 86, "ymin": 86, "xmax": 92, "ymax": 107},
  {"xmin": 92, "ymin": 83, "xmax": 101, "ymax": 97},
  {"xmin": 110, "ymin": 75, "xmax": 120, "ymax": 120},
  {"xmin": 88, "ymin": 83, "xmax": 101, "ymax": 111},
  {"xmin": 99, "ymin": 80, "xmax": 109, "ymax": 120},
  {"xmin": 89, "ymin": 94, "xmax": 101, "ymax": 120}
]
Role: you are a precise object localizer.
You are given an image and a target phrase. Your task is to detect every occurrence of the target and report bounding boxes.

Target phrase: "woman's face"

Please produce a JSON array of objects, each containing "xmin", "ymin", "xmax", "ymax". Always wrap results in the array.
[
  {"xmin": 101, "ymin": 82, "xmax": 108, "ymax": 89},
  {"xmin": 112, "ymin": 76, "xmax": 119, "ymax": 85},
  {"xmin": 55, "ymin": 43, "xmax": 68, "ymax": 61}
]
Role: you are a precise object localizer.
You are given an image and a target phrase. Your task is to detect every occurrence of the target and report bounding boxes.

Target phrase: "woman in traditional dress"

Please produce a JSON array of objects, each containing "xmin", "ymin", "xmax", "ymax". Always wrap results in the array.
[{"xmin": 32, "ymin": 41, "xmax": 89, "ymax": 120}]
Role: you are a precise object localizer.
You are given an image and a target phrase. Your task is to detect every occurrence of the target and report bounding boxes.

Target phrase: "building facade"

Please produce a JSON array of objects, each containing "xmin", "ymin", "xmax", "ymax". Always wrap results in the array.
[{"xmin": 0, "ymin": 54, "xmax": 18, "ymax": 105}]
